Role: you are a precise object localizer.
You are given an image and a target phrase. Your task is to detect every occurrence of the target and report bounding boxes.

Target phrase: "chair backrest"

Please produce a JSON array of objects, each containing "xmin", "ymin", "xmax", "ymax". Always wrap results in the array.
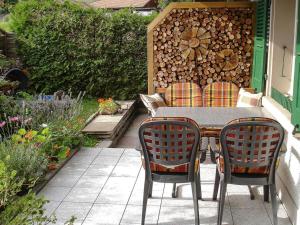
[
  {"xmin": 165, "ymin": 82, "xmax": 202, "ymax": 107},
  {"xmin": 203, "ymin": 82, "xmax": 239, "ymax": 107},
  {"xmin": 220, "ymin": 117, "xmax": 284, "ymax": 181},
  {"xmin": 139, "ymin": 117, "xmax": 200, "ymax": 177}
]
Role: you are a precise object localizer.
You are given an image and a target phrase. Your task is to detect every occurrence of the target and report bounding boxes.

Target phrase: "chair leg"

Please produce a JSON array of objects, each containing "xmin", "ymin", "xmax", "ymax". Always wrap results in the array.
[
  {"xmin": 210, "ymin": 148, "xmax": 217, "ymax": 164},
  {"xmin": 270, "ymin": 184, "xmax": 278, "ymax": 225},
  {"xmin": 172, "ymin": 183, "xmax": 177, "ymax": 198},
  {"xmin": 200, "ymin": 137, "xmax": 208, "ymax": 163},
  {"xmin": 213, "ymin": 167, "xmax": 220, "ymax": 200},
  {"xmin": 248, "ymin": 185, "xmax": 255, "ymax": 200},
  {"xmin": 200, "ymin": 150, "xmax": 207, "ymax": 163},
  {"xmin": 264, "ymin": 185, "xmax": 269, "ymax": 202},
  {"xmin": 196, "ymin": 172, "xmax": 202, "ymax": 199},
  {"xmin": 191, "ymin": 181, "xmax": 200, "ymax": 225},
  {"xmin": 148, "ymin": 180, "xmax": 153, "ymax": 198},
  {"xmin": 141, "ymin": 179, "xmax": 151, "ymax": 225},
  {"xmin": 209, "ymin": 137, "xmax": 217, "ymax": 164},
  {"xmin": 217, "ymin": 181, "xmax": 227, "ymax": 225}
]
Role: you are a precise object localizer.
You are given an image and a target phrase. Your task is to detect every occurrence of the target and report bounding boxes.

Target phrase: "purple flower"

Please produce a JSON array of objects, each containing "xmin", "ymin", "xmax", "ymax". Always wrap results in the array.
[
  {"xmin": 0, "ymin": 121, "xmax": 6, "ymax": 128},
  {"xmin": 9, "ymin": 117, "xmax": 19, "ymax": 122}
]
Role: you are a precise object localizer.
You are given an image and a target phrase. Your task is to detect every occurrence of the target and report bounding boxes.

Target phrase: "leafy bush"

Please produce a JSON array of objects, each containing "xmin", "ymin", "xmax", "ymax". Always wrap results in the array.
[
  {"xmin": 0, "ymin": 141, "xmax": 48, "ymax": 188},
  {"xmin": 158, "ymin": 0, "xmax": 198, "ymax": 9},
  {"xmin": 0, "ymin": 192, "xmax": 56, "ymax": 225},
  {"xmin": 0, "ymin": 192, "xmax": 76, "ymax": 225},
  {"xmin": 0, "ymin": 94, "xmax": 20, "ymax": 120},
  {"xmin": 0, "ymin": 1, "xmax": 18, "ymax": 13},
  {"xmin": 0, "ymin": 159, "xmax": 24, "ymax": 208},
  {"xmin": 0, "ymin": 54, "xmax": 16, "ymax": 74},
  {"xmin": 10, "ymin": 0, "xmax": 156, "ymax": 99}
]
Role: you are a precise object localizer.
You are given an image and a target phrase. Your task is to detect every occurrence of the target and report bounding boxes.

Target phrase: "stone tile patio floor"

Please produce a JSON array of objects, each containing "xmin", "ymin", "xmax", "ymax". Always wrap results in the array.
[{"xmin": 39, "ymin": 147, "xmax": 293, "ymax": 225}]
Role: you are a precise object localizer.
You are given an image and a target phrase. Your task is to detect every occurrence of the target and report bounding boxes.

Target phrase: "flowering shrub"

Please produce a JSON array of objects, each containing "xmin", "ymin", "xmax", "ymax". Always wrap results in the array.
[
  {"xmin": 98, "ymin": 98, "xmax": 120, "ymax": 115},
  {"xmin": 11, "ymin": 128, "xmax": 49, "ymax": 146},
  {"xmin": 0, "ymin": 90, "xmax": 96, "ymax": 222},
  {"xmin": 20, "ymin": 91, "xmax": 84, "ymax": 130},
  {"xmin": 42, "ymin": 118, "xmax": 83, "ymax": 162},
  {"xmin": 0, "ymin": 141, "xmax": 48, "ymax": 188}
]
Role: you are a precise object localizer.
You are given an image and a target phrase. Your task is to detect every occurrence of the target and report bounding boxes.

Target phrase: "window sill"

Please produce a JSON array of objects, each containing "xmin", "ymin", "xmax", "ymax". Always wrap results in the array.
[
  {"xmin": 262, "ymin": 96, "xmax": 293, "ymax": 131},
  {"xmin": 262, "ymin": 96, "xmax": 300, "ymax": 152}
]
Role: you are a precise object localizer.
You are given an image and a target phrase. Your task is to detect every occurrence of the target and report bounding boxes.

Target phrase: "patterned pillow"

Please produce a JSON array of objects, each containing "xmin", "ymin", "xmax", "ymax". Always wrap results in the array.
[
  {"xmin": 203, "ymin": 82, "xmax": 239, "ymax": 107},
  {"xmin": 140, "ymin": 93, "xmax": 166, "ymax": 116},
  {"xmin": 165, "ymin": 82, "xmax": 203, "ymax": 107},
  {"xmin": 237, "ymin": 88, "xmax": 263, "ymax": 107}
]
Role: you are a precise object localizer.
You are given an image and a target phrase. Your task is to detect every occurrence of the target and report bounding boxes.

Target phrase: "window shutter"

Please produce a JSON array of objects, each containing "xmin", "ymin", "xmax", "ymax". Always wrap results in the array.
[
  {"xmin": 292, "ymin": 1, "xmax": 300, "ymax": 133},
  {"xmin": 251, "ymin": 0, "xmax": 269, "ymax": 92}
]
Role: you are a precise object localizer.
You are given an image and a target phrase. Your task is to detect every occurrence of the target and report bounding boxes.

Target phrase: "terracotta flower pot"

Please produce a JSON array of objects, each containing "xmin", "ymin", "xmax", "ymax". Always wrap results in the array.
[{"xmin": 48, "ymin": 162, "xmax": 58, "ymax": 171}]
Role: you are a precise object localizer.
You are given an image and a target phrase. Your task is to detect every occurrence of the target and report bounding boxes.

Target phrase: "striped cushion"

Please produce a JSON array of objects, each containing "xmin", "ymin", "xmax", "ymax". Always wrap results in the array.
[
  {"xmin": 142, "ymin": 158, "xmax": 200, "ymax": 173},
  {"xmin": 217, "ymin": 157, "xmax": 270, "ymax": 174},
  {"xmin": 203, "ymin": 82, "xmax": 239, "ymax": 107},
  {"xmin": 140, "ymin": 117, "xmax": 200, "ymax": 173},
  {"xmin": 217, "ymin": 117, "xmax": 281, "ymax": 175},
  {"xmin": 165, "ymin": 82, "xmax": 202, "ymax": 107}
]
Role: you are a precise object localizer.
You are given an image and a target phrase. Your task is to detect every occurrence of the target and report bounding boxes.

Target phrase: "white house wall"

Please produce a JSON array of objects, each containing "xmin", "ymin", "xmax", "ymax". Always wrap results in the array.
[
  {"xmin": 265, "ymin": 0, "xmax": 300, "ymax": 224},
  {"xmin": 268, "ymin": 0, "xmax": 296, "ymax": 96}
]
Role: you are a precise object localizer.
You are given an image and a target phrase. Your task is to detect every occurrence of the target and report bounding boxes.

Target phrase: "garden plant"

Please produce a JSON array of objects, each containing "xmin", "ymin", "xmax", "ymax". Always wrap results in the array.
[{"xmin": 0, "ymin": 0, "xmax": 157, "ymax": 222}]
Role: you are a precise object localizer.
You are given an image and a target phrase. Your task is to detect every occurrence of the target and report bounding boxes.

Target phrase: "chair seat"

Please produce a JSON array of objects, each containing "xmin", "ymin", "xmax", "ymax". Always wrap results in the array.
[
  {"xmin": 217, "ymin": 156, "xmax": 269, "ymax": 174},
  {"xmin": 201, "ymin": 128, "xmax": 221, "ymax": 138},
  {"xmin": 142, "ymin": 158, "xmax": 200, "ymax": 173}
]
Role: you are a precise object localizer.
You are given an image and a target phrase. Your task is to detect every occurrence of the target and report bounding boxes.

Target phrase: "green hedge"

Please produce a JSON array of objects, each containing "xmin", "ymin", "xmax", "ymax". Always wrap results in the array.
[{"xmin": 10, "ymin": 0, "xmax": 155, "ymax": 99}]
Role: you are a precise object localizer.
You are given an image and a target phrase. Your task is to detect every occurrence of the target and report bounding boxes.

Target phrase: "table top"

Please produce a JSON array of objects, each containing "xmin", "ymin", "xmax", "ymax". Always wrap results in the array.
[{"xmin": 154, "ymin": 107, "xmax": 273, "ymax": 128}]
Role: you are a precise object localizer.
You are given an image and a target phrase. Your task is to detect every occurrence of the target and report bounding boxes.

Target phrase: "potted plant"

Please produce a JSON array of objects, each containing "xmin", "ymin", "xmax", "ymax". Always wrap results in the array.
[{"xmin": 98, "ymin": 98, "xmax": 121, "ymax": 115}]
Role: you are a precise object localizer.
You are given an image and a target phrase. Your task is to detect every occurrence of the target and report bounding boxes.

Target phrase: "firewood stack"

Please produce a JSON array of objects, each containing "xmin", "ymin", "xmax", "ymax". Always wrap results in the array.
[{"xmin": 152, "ymin": 7, "xmax": 254, "ymax": 89}]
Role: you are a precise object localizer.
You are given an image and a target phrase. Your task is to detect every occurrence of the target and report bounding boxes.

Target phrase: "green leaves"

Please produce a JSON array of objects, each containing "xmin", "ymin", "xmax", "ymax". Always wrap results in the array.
[
  {"xmin": 10, "ymin": 0, "xmax": 155, "ymax": 99},
  {"xmin": 0, "ymin": 192, "xmax": 58, "ymax": 225},
  {"xmin": 0, "ymin": 159, "xmax": 24, "ymax": 208},
  {"xmin": 0, "ymin": 141, "xmax": 48, "ymax": 188},
  {"xmin": 17, "ymin": 128, "xmax": 26, "ymax": 135}
]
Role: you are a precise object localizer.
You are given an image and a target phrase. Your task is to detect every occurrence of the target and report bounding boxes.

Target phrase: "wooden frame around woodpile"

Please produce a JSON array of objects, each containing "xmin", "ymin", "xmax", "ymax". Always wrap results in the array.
[{"xmin": 147, "ymin": 2, "xmax": 255, "ymax": 94}]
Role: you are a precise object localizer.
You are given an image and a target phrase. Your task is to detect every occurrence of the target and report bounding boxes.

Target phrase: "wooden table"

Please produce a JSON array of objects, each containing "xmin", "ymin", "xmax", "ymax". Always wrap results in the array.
[{"xmin": 154, "ymin": 107, "xmax": 273, "ymax": 128}]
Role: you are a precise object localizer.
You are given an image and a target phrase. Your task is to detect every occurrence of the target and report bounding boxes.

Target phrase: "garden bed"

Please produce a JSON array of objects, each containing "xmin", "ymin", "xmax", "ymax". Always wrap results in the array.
[
  {"xmin": 33, "ymin": 148, "xmax": 79, "ymax": 194},
  {"xmin": 0, "ymin": 92, "xmax": 98, "ymax": 223}
]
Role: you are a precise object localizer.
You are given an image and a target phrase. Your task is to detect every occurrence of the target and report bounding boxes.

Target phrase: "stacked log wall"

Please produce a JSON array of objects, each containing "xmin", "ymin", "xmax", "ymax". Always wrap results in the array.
[{"xmin": 147, "ymin": 3, "xmax": 255, "ymax": 93}]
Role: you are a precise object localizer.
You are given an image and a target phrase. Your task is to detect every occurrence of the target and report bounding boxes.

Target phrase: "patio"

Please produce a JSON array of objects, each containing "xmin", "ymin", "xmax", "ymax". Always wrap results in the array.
[
  {"xmin": 40, "ymin": 147, "xmax": 292, "ymax": 225},
  {"xmin": 39, "ymin": 112, "xmax": 293, "ymax": 225}
]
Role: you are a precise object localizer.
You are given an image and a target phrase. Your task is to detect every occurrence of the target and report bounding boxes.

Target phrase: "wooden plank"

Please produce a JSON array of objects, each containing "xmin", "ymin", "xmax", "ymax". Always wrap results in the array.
[
  {"xmin": 147, "ymin": 27, "xmax": 154, "ymax": 94},
  {"xmin": 147, "ymin": 3, "xmax": 176, "ymax": 33},
  {"xmin": 82, "ymin": 100, "xmax": 137, "ymax": 142}
]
